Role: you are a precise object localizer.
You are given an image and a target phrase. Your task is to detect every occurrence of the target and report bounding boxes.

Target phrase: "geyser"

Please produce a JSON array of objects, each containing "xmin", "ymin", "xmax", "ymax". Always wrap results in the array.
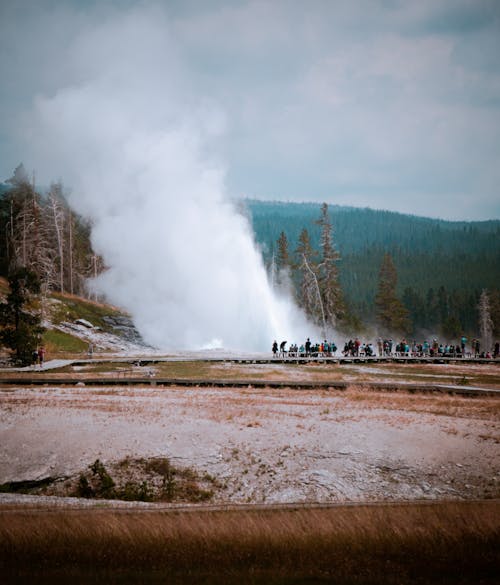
[{"xmin": 25, "ymin": 5, "xmax": 310, "ymax": 351}]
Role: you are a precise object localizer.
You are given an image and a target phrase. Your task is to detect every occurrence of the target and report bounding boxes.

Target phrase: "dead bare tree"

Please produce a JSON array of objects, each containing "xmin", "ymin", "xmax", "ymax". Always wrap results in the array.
[
  {"xmin": 479, "ymin": 289, "xmax": 493, "ymax": 353},
  {"xmin": 302, "ymin": 253, "xmax": 326, "ymax": 338},
  {"xmin": 47, "ymin": 183, "xmax": 66, "ymax": 292},
  {"xmin": 68, "ymin": 210, "xmax": 74, "ymax": 294}
]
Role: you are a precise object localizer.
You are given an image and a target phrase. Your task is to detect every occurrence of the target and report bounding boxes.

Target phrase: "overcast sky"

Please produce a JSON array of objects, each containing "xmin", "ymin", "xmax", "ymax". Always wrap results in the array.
[{"xmin": 1, "ymin": 0, "xmax": 499, "ymax": 220}]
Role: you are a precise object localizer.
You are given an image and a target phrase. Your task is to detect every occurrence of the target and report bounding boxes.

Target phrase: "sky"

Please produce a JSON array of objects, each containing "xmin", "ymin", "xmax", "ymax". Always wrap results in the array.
[{"xmin": 1, "ymin": 0, "xmax": 499, "ymax": 221}]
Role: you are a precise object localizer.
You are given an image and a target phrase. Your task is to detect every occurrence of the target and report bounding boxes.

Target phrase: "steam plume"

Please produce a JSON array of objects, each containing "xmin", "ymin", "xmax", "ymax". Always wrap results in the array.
[{"xmin": 27, "ymin": 5, "xmax": 310, "ymax": 351}]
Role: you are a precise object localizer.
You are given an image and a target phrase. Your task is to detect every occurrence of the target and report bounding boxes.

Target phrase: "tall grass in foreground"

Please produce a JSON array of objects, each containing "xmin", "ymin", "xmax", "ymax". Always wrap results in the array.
[{"xmin": 1, "ymin": 501, "xmax": 499, "ymax": 584}]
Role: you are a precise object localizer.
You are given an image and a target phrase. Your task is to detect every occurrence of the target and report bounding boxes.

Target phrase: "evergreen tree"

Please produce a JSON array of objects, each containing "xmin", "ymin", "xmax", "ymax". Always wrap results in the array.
[
  {"xmin": 402, "ymin": 286, "xmax": 425, "ymax": 334},
  {"xmin": 315, "ymin": 203, "xmax": 345, "ymax": 329},
  {"xmin": 375, "ymin": 253, "xmax": 410, "ymax": 334},
  {"xmin": 425, "ymin": 288, "xmax": 438, "ymax": 329},
  {"xmin": 0, "ymin": 267, "xmax": 45, "ymax": 365},
  {"xmin": 276, "ymin": 231, "xmax": 289, "ymax": 270},
  {"xmin": 442, "ymin": 315, "xmax": 462, "ymax": 340},
  {"xmin": 275, "ymin": 231, "xmax": 291, "ymax": 289}
]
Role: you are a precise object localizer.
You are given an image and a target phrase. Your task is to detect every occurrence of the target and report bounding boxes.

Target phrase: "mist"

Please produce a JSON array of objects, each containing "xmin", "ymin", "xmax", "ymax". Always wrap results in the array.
[{"xmin": 23, "ymin": 5, "xmax": 311, "ymax": 351}]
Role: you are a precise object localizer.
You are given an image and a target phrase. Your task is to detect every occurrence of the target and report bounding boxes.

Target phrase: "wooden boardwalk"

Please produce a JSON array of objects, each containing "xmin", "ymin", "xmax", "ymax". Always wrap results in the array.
[{"xmin": 0, "ymin": 374, "xmax": 498, "ymax": 397}]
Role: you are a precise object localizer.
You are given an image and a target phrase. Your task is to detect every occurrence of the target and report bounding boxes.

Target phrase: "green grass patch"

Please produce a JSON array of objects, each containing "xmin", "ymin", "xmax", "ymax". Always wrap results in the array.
[
  {"xmin": 50, "ymin": 293, "xmax": 123, "ymax": 331},
  {"xmin": 43, "ymin": 329, "xmax": 88, "ymax": 354}
]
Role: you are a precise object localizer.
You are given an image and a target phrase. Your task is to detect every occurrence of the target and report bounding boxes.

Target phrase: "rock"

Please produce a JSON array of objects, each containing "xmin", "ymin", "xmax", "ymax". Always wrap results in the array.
[
  {"xmin": 102, "ymin": 315, "xmax": 147, "ymax": 345},
  {"xmin": 75, "ymin": 318, "xmax": 94, "ymax": 328}
]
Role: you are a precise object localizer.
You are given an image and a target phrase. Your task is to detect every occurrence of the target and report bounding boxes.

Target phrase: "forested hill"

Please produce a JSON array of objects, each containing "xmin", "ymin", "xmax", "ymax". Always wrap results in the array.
[
  {"xmin": 244, "ymin": 199, "xmax": 500, "ymax": 335},
  {"xmin": 245, "ymin": 200, "xmax": 499, "ymax": 256}
]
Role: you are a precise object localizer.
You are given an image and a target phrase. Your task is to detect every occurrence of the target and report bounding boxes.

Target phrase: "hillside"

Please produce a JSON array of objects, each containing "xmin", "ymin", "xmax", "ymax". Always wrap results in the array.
[
  {"xmin": 0, "ymin": 277, "xmax": 147, "ymax": 360},
  {"xmin": 245, "ymin": 199, "xmax": 500, "ymax": 336}
]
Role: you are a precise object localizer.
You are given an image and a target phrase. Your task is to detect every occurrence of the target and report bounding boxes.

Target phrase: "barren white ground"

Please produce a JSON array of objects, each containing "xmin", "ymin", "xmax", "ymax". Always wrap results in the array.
[{"xmin": 1, "ymin": 381, "xmax": 499, "ymax": 505}]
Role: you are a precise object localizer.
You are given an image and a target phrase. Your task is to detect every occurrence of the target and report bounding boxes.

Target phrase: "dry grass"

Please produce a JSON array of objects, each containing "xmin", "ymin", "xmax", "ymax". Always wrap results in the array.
[
  {"xmin": 0, "ymin": 501, "xmax": 498, "ymax": 583},
  {"xmin": 343, "ymin": 386, "xmax": 500, "ymax": 420}
]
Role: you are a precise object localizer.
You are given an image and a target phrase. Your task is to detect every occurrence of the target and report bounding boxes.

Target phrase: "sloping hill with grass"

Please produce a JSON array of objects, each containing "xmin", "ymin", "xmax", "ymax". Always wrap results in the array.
[{"xmin": 0, "ymin": 277, "xmax": 147, "ymax": 359}]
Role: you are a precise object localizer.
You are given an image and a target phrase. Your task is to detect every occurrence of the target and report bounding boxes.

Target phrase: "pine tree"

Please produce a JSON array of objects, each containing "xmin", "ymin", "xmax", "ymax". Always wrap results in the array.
[
  {"xmin": 275, "ymin": 231, "xmax": 291, "ymax": 289},
  {"xmin": 315, "ymin": 203, "xmax": 345, "ymax": 330},
  {"xmin": 0, "ymin": 267, "xmax": 45, "ymax": 365},
  {"xmin": 402, "ymin": 286, "xmax": 425, "ymax": 334},
  {"xmin": 276, "ymin": 231, "xmax": 289, "ymax": 270},
  {"xmin": 375, "ymin": 253, "xmax": 410, "ymax": 334}
]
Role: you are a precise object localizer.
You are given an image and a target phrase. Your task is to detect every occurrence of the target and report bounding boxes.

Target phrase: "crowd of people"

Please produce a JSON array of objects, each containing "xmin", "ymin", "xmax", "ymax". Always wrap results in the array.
[
  {"xmin": 272, "ymin": 339, "xmax": 337, "ymax": 358},
  {"xmin": 272, "ymin": 336, "xmax": 500, "ymax": 359}
]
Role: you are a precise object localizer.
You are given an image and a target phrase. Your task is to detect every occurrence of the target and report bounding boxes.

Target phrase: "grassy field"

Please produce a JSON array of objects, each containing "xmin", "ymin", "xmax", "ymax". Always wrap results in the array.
[{"xmin": 1, "ymin": 500, "xmax": 498, "ymax": 584}]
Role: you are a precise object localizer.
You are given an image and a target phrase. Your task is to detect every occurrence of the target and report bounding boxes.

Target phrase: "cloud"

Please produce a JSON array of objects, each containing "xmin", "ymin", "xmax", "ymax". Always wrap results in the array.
[{"xmin": 1, "ymin": 0, "xmax": 499, "ymax": 223}]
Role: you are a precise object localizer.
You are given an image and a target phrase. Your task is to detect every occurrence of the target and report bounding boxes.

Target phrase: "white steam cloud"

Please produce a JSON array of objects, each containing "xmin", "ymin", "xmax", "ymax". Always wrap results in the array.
[{"xmin": 26, "ymin": 5, "xmax": 310, "ymax": 351}]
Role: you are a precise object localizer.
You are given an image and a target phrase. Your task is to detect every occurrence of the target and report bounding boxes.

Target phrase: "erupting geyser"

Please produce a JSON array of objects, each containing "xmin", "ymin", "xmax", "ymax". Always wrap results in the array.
[{"xmin": 25, "ymin": 6, "xmax": 310, "ymax": 351}]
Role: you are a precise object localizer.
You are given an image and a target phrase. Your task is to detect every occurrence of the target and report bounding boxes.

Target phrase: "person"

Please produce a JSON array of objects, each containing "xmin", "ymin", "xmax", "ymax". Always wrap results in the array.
[
  {"xmin": 32, "ymin": 349, "xmax": 39, "ymax": 367},
  {"xmin": 279, "ymin": 340, "xmax": 287, "ymax": 357},
  {"xmin": 494, "ymin": 341, "xmax": 499, "ymax": 359},
  {"xmin": 305, "ymin": 338, "xmax": 311, "ymax": 356},
  {"xmin": 460, "ymin": 335, "xmax": 467, "ymax": 356},
  {"xmin": 38, "ymin": 346, "xmax": 45, "ymax": 367},
  {"xmin": 272, "ymin": 340, "xmax": 278, "ymax": 357}
]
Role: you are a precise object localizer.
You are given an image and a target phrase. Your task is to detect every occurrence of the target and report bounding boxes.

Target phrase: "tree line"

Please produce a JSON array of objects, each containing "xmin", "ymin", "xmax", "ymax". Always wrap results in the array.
[
  {"xmin": 0, "ymin": 164, "xmax": 103, "ymax": 364},
  {"xmin": 249, "ymin": 200, "xmax": 500, "ymax": 342},
  {"xmin": 0, "ymin": 164, "xmax": 101, "ymax": 297}
]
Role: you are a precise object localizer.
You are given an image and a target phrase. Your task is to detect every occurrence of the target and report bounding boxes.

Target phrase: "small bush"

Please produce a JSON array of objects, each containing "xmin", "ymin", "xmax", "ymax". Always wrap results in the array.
[
  {"xmin": 89, "ymin": 459, "xmax": 116, "ymax": 497},
  {"xmin": 76, "ymin": 475, "xmax": 94, "ymax": 498},
  {"xmin": 69, "ymin": 457, "xmax": 217, "ymax": 503}
]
